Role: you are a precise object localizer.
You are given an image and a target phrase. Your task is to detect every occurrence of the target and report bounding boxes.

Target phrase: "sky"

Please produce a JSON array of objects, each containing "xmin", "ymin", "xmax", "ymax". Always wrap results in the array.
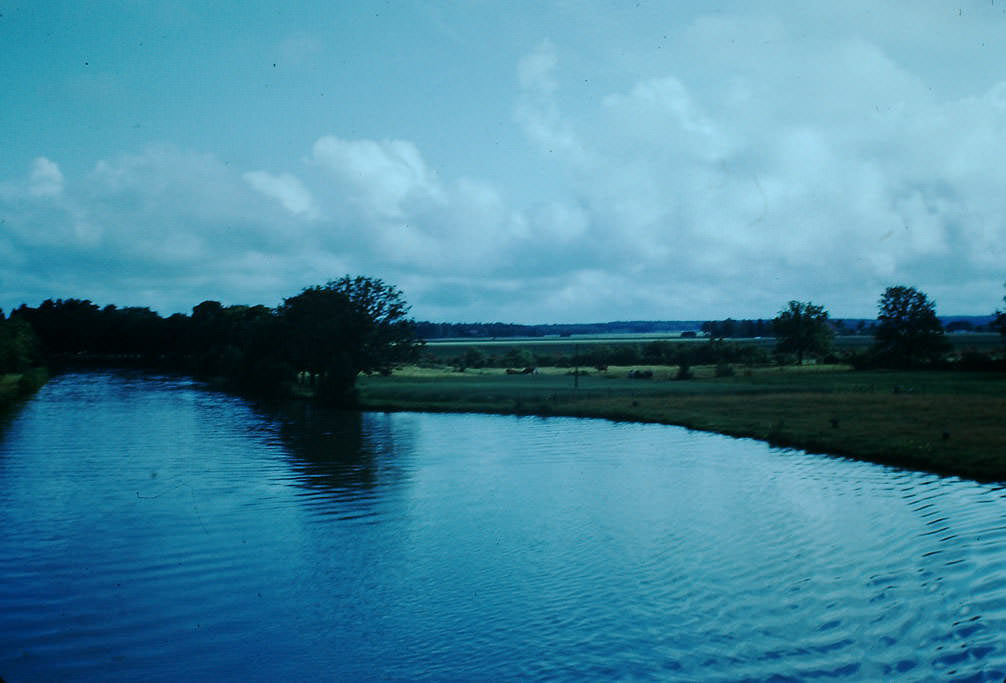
[{"xmin": 2, "ymin": 1, "xmax": 1005, "ymax": 323}]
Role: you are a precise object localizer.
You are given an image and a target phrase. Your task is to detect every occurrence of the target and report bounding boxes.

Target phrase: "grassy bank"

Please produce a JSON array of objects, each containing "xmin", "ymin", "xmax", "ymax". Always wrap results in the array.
[
  {"xmin": 0, "ymin": 369, "xmax": 49, "ymax": 414},
  {"xmin": 357, "ymin": 365, "xmax": 1006, "ymax": 482}
]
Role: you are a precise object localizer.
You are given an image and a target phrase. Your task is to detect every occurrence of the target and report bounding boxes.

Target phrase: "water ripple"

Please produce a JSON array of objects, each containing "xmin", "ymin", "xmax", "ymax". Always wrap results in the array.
[{"xmin": 0, "ymin": 372, "xmax": 1005, "ymax": 680}]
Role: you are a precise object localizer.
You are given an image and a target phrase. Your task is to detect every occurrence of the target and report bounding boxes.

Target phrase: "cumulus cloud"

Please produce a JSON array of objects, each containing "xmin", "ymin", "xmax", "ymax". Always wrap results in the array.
[
  {"xmin": 243, "ymin": 171, "xmax": 319, "ymax": 219},
  {"xmin": 0, "ymin": 146, "xmax": 332, "ymax": 312},
  {"xmin": 311, "ymin": 136, "xmax": 446, "ymax": 219},
  {"xmin": 499, "ymin": 21, "xmax": 1006, "ymax": 319},
  {"xmin": 28, "ymin": 157, "xmax": 64, "ymax": 197},
  {"xmin": 305, "ymin": 135, "xmax": 533, "ymax": 273},
  {"xmin": 3, "ymin": 5, "xmax": 1006, "ymax": 321}
]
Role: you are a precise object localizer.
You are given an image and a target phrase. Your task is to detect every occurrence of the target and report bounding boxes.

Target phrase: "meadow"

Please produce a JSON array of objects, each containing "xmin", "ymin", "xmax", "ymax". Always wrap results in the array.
[{"xmin": 358, "ymin": 334, "xmax": 1006, "ymax": 482}]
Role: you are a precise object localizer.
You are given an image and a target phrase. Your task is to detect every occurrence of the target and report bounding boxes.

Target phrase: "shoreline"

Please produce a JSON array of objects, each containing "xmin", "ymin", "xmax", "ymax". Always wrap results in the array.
[
  {"xmin": 11, "ymin": 364, "xmax": 1003, "ymax": 482},
  {"xmin": 357, "ymin": 365, "xmax": 1006, "ymax": 483},
  {"xmin": 0, "ymin": 369, "xmax": 49, "ymax": 423}
]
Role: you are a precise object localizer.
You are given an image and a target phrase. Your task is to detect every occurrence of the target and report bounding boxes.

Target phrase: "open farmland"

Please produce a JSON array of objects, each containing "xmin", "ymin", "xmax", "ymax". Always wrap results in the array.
[
  {"xmin": 358, "ymin": 362, "xmax": 1006, "ymax": 482},
  {"xmin": 416, "ymin": 332, "xmax": 1002, "ymax": 366}
]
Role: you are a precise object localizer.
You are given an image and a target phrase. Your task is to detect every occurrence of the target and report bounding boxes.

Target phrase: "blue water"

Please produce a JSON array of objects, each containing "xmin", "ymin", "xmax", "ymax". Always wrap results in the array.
[{"xmin": 1, "ymin": 371, "xmax": 1004, "ymax": 680}]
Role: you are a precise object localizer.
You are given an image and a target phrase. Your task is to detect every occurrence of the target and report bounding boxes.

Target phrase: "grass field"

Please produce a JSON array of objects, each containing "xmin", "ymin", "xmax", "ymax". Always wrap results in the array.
[
  {"xmin": 357, "ymin": 363, "xmax": 1006, "ymax": 482},
  {"xmin": 416, "ymin": 333, "xmax": 1003, "ymax": 364}
]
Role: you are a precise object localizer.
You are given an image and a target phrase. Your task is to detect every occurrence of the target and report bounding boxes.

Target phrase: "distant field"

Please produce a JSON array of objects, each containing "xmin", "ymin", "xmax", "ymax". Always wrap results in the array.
[
  {"xmin": 358, "ymin": 363, "xmax": 1006, "ymax": 482},
  {"xmin": 422, "ymin": 332, "xmax": 708, "ymax": 345},
  {"xmin": 418, "ymin": 333, "xmax": 1002, "ymax": 363}
]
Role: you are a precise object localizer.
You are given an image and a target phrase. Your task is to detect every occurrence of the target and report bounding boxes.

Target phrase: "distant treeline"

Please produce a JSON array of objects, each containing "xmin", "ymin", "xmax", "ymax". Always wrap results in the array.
[
  {"xmin": 414, "ymin": 320, "xmax": 704, "ymax": 339},
  {"xmin": 439, "ymin": 340, "xmax": 775, "ymax": 374},
  {"xmin": 415, "ymin": 315, "xmax": 996, "ymax": 340},
  {"xmin": 3, "ymin": 281, "xmax": 1003, "ymax": 399}
]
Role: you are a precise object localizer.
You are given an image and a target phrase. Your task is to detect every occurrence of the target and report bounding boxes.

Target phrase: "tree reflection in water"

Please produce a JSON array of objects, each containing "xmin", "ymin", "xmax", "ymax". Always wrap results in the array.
[{"xmin": 253, "ymin": 400, "xmax": 416, "ymax": 511}]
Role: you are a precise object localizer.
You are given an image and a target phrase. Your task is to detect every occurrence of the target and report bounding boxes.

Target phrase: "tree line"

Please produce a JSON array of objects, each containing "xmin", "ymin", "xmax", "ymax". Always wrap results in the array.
[
  {"xmin": 443, "ymin": 285, "xmax": 1006, "ymax": 372},
  {"xmin": 770, "ymin": 285, "xmax": 1006, "ymax": 369},
  {"xmin": 3, "ymin": 281, "xmax": 1003, "ymax": 399},
  {"xmin": 6, "ymin": 276, "xmax": 422, "ymax": 404},
  {"xmin": 414, "ymin": 320, "xmax": 703, "ymax": 339}
]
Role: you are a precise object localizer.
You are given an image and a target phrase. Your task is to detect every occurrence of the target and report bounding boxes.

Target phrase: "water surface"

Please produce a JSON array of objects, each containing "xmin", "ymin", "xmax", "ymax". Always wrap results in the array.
[{"xmin": 1, "ymin": 372, "xmax": 1004, "ymax": 680}]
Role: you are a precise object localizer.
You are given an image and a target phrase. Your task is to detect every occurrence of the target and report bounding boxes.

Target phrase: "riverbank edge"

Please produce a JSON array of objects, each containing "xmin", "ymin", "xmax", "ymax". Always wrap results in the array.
[
  {"xmin": 355, "ymin": 390, "xmax": 1006, "ymax": 484},
  {"xmin": 0, "ymin": 368, "xmax": 50, "ymax": 416},
  {"xmin": 22, "ymin": 364, "xmax": 1001, "ymax": 483}
]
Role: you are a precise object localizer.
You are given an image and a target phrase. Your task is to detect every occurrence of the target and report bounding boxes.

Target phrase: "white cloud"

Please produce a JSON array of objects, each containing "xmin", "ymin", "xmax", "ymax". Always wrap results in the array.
[
  {"xmin": 311, "ymin": 136, "xmax": 445, "ymax": 219},
  {"xmin": 602, "ymin": 77, "xmax": 727, "ymax": 162},
  {"xmin": 4, "ymin": 5, "xmax": 1006, "ymax": 321},
  {"xmin": 243, "ymin": 170, "xmax": 319, "ymax": 219},
  {"xmin": 500, "ymin": 25, "xmax": 1006, "ymax": 317},
  {"xmin": 28, "ymin": 157, "xmax": 64, "ymax": 197}
]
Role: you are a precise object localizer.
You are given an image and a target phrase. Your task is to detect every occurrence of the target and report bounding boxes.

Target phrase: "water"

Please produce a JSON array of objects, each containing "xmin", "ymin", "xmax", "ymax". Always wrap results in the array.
[{"xmin": 1, "ymin": 371, "xmax": 1004, "ymax": 681}]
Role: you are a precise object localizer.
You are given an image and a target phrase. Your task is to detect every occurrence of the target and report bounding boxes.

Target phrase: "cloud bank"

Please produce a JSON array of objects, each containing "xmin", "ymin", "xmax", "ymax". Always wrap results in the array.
[{"xmin": 3, "ymin": 9, "xmax": 1005, "ymax": 321}]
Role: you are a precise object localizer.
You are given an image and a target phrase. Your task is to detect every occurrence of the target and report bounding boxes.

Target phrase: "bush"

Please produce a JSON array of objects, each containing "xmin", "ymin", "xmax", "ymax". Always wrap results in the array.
[
  {"xmin": 462, "ymin": 348, "xmax": 488, "ymax": 368},
  {"xmin": 774, "ymin": 352, "xmax": 797, "ymax": 366},
  {"xmin": 16, "ymin": 367, "xmax": 48, "ymax": 395},
  {"xmin": 715, "ymin": 362, "xmax": 735, "ymax": 377},
  {"xmin": 956, "ymin": 350, "xmax": 1004, "ymax": 371},
  {"xmin": 848, "ymin": 349, "xmax": 883, "ymax": 370},
  {"xmin": 501, "ymin": 348, "xmax": 534, "ymax": 368}
]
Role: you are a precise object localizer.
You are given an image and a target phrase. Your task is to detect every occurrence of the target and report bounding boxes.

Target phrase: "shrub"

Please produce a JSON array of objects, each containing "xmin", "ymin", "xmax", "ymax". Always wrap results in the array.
[
  {"xmin": 17, "ymin": 367, "xmax": 48, "ymax": 395},
  {"xmin": 715, "ymin": 362, "xmax": 735, "ymax": 377}
]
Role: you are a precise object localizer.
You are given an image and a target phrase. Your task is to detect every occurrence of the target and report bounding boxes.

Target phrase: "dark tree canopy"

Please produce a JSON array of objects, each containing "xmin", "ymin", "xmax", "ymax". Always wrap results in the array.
[
  {"xmin": 9, "ymin": 275, "xmax": 421, "ymax": 404},
  {"xmin": 0, "ymin": 314, "xmax": 38, "ymax": 373},
  {"xmin": 873, "ymin": 286, "xmax": 950, "ymax": 366},
  {"xmin": 772, "ymin": 301, "xmax": 833, "ymax": 364},
  {"xmin": 994, "ymin": 282, "xmax": 1006, "ymax": 344},
  {"xmin": 279, "ymin": 276, "xmax": 421, "ymax": 402}
]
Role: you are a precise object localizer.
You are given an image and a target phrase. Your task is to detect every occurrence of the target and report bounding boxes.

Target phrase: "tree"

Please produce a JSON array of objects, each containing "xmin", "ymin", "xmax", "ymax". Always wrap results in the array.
[
  {"xmin": 279, "ymin": 276, "xmax": 421, "ymax": 403},
  {"xmin": 772, "ymin": 301, "xmax": 833, "ymax": 364},
  {"xmin": 873, "ymin": 286, "xmax": 950, "ymax": 367},
  {"xmin": 0, "ymin": 316, "xmax": 38, "ymax": 373},
  {"xmin": 994, "ymin": 282, "xmax": 1006, "ymax": 351}
]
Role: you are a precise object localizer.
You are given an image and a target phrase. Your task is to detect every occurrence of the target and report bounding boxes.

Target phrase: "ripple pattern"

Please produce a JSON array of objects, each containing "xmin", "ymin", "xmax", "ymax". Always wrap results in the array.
[{"xmin": 0, "ymin": 371, "xmax": 1004, "ymax": 680}]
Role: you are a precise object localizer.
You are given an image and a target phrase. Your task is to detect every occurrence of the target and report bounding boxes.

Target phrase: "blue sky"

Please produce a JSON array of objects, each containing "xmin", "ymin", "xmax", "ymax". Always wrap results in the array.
[{"xmin": 2, "ymin": 1, "xmax": 1005, "ymax": 322}]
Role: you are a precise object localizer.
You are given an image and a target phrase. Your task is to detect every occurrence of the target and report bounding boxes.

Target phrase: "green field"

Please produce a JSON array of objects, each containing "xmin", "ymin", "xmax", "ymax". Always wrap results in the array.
[
  {"xmin": 358, "ymin": 362, "xmax": 1006, "ymax": 483},
  {"xmin": 417, "ymin": 333, "xmax": 1002, "ymax": 364}
]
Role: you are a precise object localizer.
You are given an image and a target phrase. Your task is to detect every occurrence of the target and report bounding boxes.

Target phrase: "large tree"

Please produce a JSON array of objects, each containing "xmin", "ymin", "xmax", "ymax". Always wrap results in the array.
[
  {"xmin": 279, "ymin": 276, "xmax": 421, "ymax": 402},
  {"xmin": 994, "ymin": 282, "xmax": 1006, "ymax": 350},
  {"xmin": 873, "ymin": 285, "xmax": 950, "ymax": 366},
  {"xmin": 772, "ymin": 300, "xmax": 833, "ymax": 364},
  {"xmin": 0, "ymin": 313, "xmax": 38, "ymax": 373}
]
